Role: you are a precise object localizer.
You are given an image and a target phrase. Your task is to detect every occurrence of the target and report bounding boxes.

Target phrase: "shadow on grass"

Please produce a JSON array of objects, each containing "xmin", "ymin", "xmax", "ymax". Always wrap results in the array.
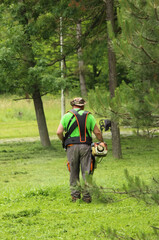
[{"xmin": 3, "ymin": 209, "xmax": 41, "ymax": 220}]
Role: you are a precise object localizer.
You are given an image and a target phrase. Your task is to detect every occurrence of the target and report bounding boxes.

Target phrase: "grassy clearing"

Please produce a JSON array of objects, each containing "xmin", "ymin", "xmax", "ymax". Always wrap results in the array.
[
  {"xmin": 0, "ymin": 94, "xmax": 91, "ymax": 139},
  {"xmin": 0, "ymin": 94, "xmax": 134, "ymax": 139},
  {"xmin": 0, "ymin": 95, "xmax": 159, "ymax": 239},
  {"xmin": 0, "ymin": 95, "xmax": 62, "ymax": 139},
  {"xmin": 0, "ymin": 136, "xmax": 159, "ymax": 239}
]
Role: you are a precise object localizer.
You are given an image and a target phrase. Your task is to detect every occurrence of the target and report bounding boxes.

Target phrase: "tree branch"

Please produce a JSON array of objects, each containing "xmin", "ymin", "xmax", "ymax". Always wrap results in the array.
[
  {"xmin": 92, "ymin": 110, "xmax": 107, "ymax": 119},
  {"xmin": 13, "ymin": 97, "xmax": 32, "ymax": 101},
  {"xmin": 47, "ymin": 55, "xmax": 66, "ymax": 67},
  {"xmin": 154, "ymin": 7, "xmax": 159, "ymax": 21},
  {"xmin": 131, "ymin": 12, "xmax": 149, "ymax": 20},
  {"xmin": 131, "ymin": 59, "xmax": 151, "ymax": 65},
  {"xmin": 141, "ymin": 35, "xmax": 159, "ymax": 44},
  {"xmin": 140, "ymin": 46, "xmax": 158, "ymax": 64},
  {"xmin": 131, "ymin": 42, "xmax": 159, "ymax": 64}
]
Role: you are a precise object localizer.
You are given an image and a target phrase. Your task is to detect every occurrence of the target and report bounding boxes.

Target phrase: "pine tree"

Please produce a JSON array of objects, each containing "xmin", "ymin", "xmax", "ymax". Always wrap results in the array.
[
  {"xmin": 105, "ymin": 0, "xmax": 122, "ymax": 159},
  {"xmin": 113, "ymin": 0, "xmax": 159, "ymax": 132}
]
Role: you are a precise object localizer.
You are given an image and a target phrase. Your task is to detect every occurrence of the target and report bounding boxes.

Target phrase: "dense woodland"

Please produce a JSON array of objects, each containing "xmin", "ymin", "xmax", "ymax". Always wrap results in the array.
[{"xmin": 0, "ymin": 0, "xmax": 159, "ymax": 157}]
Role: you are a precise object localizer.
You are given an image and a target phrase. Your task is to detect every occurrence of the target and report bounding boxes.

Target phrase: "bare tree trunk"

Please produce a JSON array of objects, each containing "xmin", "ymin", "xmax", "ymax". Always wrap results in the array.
[
  {"xmin": 106, "ymin": 0, "xmax": 122, "ymax": 158},
  {"xmin": 60, "ymin": 17, "xmax": 65, "ymax": 117},
  {"xmin": 18, "ymin": 1, "xmax": 51, "ymax": 147},
  {"xmin": 33, "ymin": 88, "xmax": 51, "ymax": 147},
  {"xmin": 76, "ymin": 20, "xmax": 87, "ymax": 97}
]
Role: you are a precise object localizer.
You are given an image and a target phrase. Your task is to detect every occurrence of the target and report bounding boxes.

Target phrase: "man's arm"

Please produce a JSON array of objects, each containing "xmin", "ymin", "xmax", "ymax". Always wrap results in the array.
[
  {"xmin": 93, "ymin": 124, "xmax": 104, "ymax": 142},
  {"xmin": 56, "ymin": 123, "xmax": 64, "ymax": 141}
]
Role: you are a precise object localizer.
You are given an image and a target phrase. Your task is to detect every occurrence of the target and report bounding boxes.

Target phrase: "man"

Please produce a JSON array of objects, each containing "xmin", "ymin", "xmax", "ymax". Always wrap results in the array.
[{"xmin": 56, "ymin": 97, "xmax": 103, "ymax": 203}]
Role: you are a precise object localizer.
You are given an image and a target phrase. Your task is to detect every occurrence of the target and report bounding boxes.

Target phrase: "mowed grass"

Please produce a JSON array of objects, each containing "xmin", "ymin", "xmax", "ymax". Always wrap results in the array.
[
  {"xmin": 0, "ymin": 136, "xmax": 159, "ymax": 239},
  {"xmin": 0, "ymin": 94, "xmax": 159, "ymax": 239}
]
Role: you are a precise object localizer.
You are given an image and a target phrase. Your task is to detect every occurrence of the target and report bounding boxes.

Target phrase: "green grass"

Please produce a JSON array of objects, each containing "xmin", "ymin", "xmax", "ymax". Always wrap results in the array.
[
  {"xmin": 0, "ymin": 94, "xmax": 94, "ymax": 139},
  {"xmin": 0, "ymin": 136, "xmax": 159, "ymax": 239},
  {"xmin": 0, "ymin": 94, "xmax": 92, "ymax": 139},
  {"xmin": 0, "ymin": 95, "xmax": 159, "ymax": 239},
  {"xmin": 0, "ymin": 94, "xmax": 152, "ymax": 140},
  {"xmin": 0, "ymin": 95, "xmax": 63, "ymax": 138}
]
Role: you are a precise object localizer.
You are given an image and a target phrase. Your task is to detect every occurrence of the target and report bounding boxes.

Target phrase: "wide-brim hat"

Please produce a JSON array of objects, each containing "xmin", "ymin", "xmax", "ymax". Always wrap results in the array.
[{"xmin": 70, "ymin": 97, "xmax": 86, "ymax": 106}]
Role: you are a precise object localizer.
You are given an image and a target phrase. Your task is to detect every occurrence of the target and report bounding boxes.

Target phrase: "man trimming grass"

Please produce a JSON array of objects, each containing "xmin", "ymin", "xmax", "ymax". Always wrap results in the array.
[{"xmin": 57, "ymin": 97, "xmax": 104, "ymax": 203}]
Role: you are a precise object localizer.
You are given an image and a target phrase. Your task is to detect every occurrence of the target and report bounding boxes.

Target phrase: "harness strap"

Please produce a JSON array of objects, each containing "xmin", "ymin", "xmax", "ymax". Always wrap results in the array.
[
  {"xmin": 64, "ymin": 136, "xmax": 92, "ymax": 147},
  {"xmin": 66, "ymin": 109, "xmax": 81, "ymax": 131},
  {"xmin": 64, "ymin": 109, "xmax": 91, "ymax": 145}
]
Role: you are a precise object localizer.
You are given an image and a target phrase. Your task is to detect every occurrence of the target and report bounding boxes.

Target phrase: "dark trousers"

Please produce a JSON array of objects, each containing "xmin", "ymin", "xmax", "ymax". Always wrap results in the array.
[{"xmin": 66, "ymin": 144, "xmax": 92, "ymax": 199}]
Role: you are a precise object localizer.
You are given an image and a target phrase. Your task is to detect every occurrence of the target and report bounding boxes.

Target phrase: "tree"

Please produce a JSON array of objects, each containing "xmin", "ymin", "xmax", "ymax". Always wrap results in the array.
[
  {"xmin": 0, "ymin": 1, "xmax": 67, "ymax": 146},
  {"xmin": 66, "ymin": 0, "xmax": 122, "ymax": 158},
  {"xmin": 62, "ymin": 0, "xmax": 108, "ymax": 94},
  {"xmin": 112, "ymin": 0, "xmax": 159, "ymax": 133},
  {"xmin": 76, "ymin": 20, "xmax": 87, "ymax": 96},
  {"xmin": 105, "ymin": 0, "xmax": 122, "ymax": 158}
]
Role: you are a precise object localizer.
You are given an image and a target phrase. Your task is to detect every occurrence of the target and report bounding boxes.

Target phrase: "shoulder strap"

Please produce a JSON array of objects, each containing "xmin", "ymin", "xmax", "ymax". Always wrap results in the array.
[
  {"xmin": 65, "ymin": 109, "xmax": 91, "ymax": 142},
  {"xmin": 66, "ymin": 109, "xmax": 80, "ymax": 131}
]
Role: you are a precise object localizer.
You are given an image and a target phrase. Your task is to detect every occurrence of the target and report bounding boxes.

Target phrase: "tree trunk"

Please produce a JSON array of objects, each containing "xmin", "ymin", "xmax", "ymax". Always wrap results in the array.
[
  {"xmin": 76, "ymin": 20, "xmax": 87, "ymax": 97},
  {"xmin": 111, "ymin": 121, "xmax": 122, "ymax": 158},
  {"xmin": 60, "ymin": 17, "xmax": 66, "ymax": 117},
  {"xmin": 33, "ymin": 88, "xmax": 51, "ymax": 147},
  {"xmin": 18, "ymin": 1, "xmax": 51, "ymax": 147},
  {"xmin": 106, "ymin": 0, "xmax": 122, "ymax": 158}
]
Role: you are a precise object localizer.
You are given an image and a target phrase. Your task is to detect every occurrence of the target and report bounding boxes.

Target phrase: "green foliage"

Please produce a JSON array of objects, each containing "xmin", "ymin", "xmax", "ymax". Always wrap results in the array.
[
  {"xmin": 0, "ymin": 0, "xmax": 127, "ymax": 97},
  {"xmin": 0, "ymin": 0, "xmax": 108, "ymax": 97},
  {"xmin": 88, "ymin": 82, "xmax": 159, "ymax": 134},
  {"xmin": 123, "ymin": 169, "xmax": 159, "ymax": 205},
  {"xmin": 107, "ymin": 0, "xmax": 159, "ymax": 133},
  {"xmin": 0, "ymin": 1, "xmax": 68, "ymax": 96},
  {"xmin": 35, "ymin": 12, "xmax": 57, "ymax": 39},
  {"xmin": 84, "ymin": 39, "xmax": 109, "ymax": 89},
  {"xmin": 118, "ymin": 82, "xmax": 159, "ymax": 132},
  {"xmin": 88, "ymin": 87, "xmax": 111, "ymax": 118}
]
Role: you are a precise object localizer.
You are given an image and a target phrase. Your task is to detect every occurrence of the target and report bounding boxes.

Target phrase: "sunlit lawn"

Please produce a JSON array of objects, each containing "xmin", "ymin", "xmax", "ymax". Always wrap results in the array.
[
  {"xmin": 0, "ymin": 95, "xmax": 63, "ymax": 139},
  {"xmin": 0, "ymin": 95, "xmax": 159, "ymax": 239},
  {"xmin": 0, "ymin": 94, "xmax": 136, "ymax": 139},
  {"xmin": 0, "ymin": 136, "xmax": 159, "ymax": 239}
]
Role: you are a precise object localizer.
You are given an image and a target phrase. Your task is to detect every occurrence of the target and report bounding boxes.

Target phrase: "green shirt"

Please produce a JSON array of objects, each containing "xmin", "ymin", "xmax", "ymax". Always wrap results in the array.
[{"xmin": 61, "ymin": 108, "xmax": 96, "ymax": 138}]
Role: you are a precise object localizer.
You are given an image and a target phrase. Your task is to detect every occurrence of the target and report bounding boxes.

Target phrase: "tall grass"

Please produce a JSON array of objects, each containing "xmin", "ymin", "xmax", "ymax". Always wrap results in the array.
[
  {"xmin": 0, "ymin": 94, "xmax": 100, "ymax": 139},
  {"xmin": 0, "ymin": 95, "xmax": 70, "ymax": 139}
]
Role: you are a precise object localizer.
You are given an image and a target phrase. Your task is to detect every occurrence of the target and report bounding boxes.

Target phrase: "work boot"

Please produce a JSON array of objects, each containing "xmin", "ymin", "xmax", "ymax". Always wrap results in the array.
[
  {"xmin": 71, "ymin": 194, "xmax": 81, "ymax": 202},
  {"xmin": 82, "ymin": 196, "xmax": 92, "ymax": 203},
  {"xmin": 72, "ymin": 196, "xmax": 80, "ymax": 202}
]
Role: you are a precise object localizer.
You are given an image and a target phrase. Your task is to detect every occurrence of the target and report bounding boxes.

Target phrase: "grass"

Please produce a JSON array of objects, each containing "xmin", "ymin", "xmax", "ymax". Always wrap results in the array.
[
  {"xmin": 0, "ymin": 94, "xmax": 159, "ymax": 239},
  {"xmin": 0, "ymin": 94, "xmax": 134, "ymax": 139},
  {"xmin": 0, "ymin": 94, "xmax": 62, "ymax": 139},
  {"xmin": 0, "ymin": 136, "xmax": 159, "ymax": 239}
]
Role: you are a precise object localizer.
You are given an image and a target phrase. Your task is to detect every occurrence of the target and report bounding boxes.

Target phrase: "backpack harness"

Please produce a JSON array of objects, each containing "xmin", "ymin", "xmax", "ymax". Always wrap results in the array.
[{"xmin": 64, "ymin": 109, "xmax": 92, "ymax": 148}]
